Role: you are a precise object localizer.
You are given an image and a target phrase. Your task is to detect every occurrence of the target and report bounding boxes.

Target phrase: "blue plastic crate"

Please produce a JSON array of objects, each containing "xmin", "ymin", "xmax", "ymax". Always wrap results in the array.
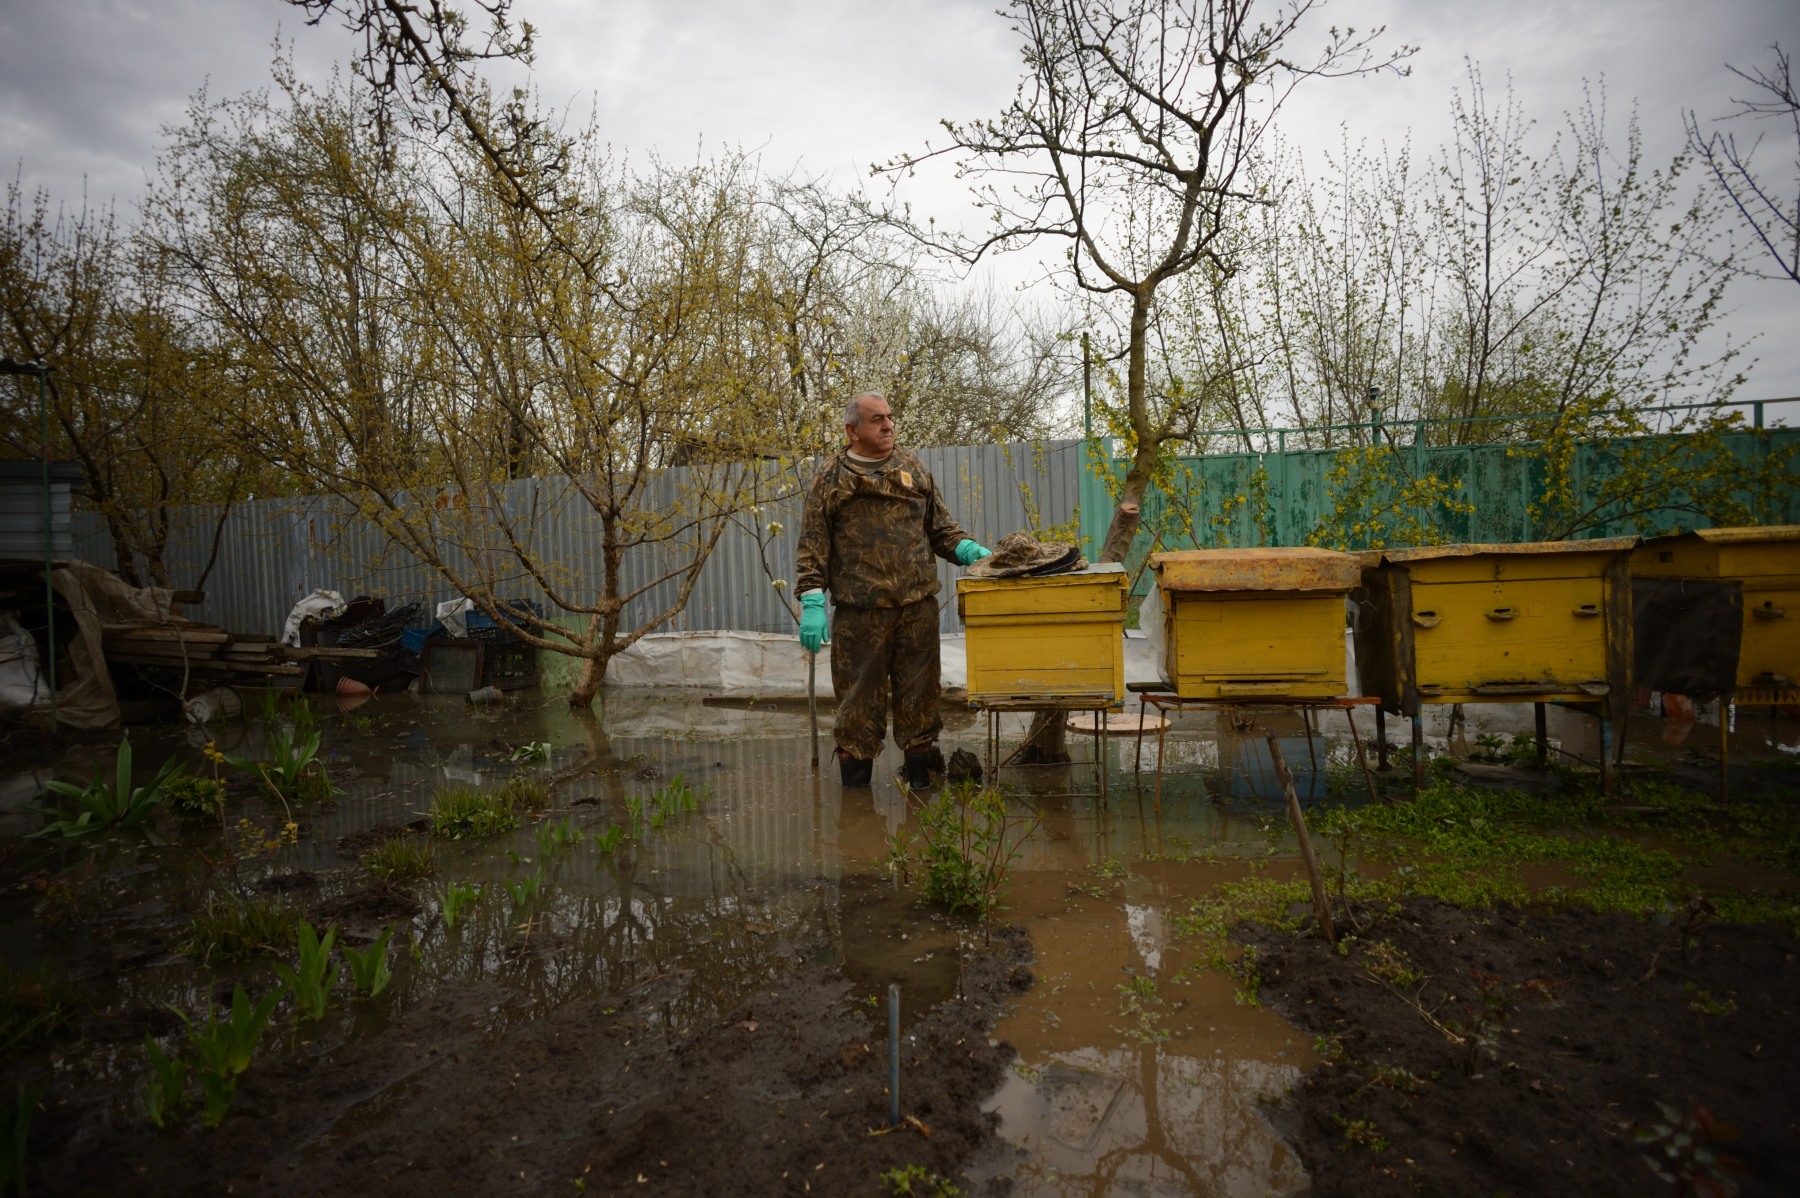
[
  {"xmin": 401, "ymin": 623, "xmax": 442, "ymax": 653},
  {"xmin": 463, "ymin": 600, "xmax": 543, "ymax": 640}
]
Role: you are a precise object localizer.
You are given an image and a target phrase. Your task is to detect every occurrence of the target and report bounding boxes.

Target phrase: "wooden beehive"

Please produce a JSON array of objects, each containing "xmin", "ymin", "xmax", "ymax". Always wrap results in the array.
[
  {"xmin": 1632, "ymin": 526, "xmax": 1800, "ymax": 690},
  {"xmin": 1354, "ymin": 539, "xmax": 1636, "ymax": 715},
  {"xmin": 1149, "ymin": 547, "xmax": 1359, "ymax": 700},
  {"xmin": 956, "ymin": 563, "xmax": 1128, "ymax": 706}
]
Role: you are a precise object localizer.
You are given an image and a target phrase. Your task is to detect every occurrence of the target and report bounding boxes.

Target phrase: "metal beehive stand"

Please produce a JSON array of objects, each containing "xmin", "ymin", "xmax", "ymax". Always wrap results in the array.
[
  {"xmin": 973, "ymin": 694, "xmax": 1114, "ymax": 802},
  {"xmin": 1128, "ymin": 690, "xmax": 1384, "ymax": 808}
]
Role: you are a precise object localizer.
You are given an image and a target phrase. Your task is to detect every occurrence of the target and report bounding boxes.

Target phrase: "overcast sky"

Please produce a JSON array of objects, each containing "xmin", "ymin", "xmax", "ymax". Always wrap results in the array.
[{"xmin": 2, "ymin": 0, "xmax": 1797, "ymax": 401}]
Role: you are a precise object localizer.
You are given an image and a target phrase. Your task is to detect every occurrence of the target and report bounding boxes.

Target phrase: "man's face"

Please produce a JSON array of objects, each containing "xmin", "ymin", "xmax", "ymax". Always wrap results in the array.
[{"xmin": 846, "ymin": 396, "xmax": 895, "ymax": 457}]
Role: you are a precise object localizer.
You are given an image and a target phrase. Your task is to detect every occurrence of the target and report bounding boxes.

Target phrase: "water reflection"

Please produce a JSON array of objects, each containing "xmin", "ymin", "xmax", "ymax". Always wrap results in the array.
[{"xmin": 3, "ymin": 687, "xmax": 1338, "ymax": 1190}]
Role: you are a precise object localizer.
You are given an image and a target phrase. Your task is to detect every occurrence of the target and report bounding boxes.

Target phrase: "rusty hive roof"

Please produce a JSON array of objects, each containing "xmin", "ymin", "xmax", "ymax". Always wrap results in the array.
[
  {"xmin": 1149, "ymin": 546, "xmax": 1361, "ymax": 593},
  {"xmin": 1682, "ymin": 525, "xmax": 1800, "ymax": 546},
  {"xmin": 1371, "ymin": 537, "xmax": 1639, "ymax": 565}
]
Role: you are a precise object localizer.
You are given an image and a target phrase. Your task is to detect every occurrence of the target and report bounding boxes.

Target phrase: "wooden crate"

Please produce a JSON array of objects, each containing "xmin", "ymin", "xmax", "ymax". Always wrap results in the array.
[
  {"xmin": 1355, "ymin": 539, "xmax": 1636, "ymax": 715},
  {"xmin": 1633, "ymin": 526, "xmax": 1800, "ymax": 689},
  {"xmin": 1150, "ymin": 547, "xmax": 1359, "ymax": 699},
  {"xmin": 956, "ymin": 564, "xmax": 1128, "ymax": 706}
]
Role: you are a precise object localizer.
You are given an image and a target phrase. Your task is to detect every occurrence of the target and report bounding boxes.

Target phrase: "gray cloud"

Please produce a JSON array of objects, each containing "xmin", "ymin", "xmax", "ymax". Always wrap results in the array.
[{"xmin": 2, "ymin": 0, "xmax": 1796, "ymax": 394}]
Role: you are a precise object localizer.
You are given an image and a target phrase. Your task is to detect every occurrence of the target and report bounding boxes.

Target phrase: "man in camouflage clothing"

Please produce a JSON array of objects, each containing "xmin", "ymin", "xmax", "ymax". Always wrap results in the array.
[{"xmin": 796, "ymin": 392, "xmax": 991, "ymax": 788}]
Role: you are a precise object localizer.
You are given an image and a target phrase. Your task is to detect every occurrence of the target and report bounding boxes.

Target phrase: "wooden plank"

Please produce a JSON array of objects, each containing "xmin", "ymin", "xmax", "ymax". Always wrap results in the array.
[
  {"xmin": 104, "ymin": 628, "xmax": 231, "ymax": 644},
  {"xmin": 270, "ymin": 645, "xmax": 386, "ymax": 661},
  {"xmin": 110, "ymin": 657, "xmax": 303, "ymax": 678}
]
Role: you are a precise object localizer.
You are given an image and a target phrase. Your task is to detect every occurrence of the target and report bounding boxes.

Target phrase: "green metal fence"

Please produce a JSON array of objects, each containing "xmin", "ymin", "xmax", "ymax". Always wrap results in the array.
[{"xmin": 1077, "ymin": 403, "xmax": 1800, "ymax": 593}]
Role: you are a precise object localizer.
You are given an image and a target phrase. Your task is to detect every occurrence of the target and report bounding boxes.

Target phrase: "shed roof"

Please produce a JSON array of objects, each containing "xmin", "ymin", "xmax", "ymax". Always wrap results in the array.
[{"xmin": 0, "ymin": 460, "xmax": 85, "ymax": 491}]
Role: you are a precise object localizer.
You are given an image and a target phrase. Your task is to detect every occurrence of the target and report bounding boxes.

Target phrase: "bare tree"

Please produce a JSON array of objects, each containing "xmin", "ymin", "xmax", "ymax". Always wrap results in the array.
[
  {"xmin": 1686, "ymin": 44, "xmax": 1800, "ymax": 285},
  {"xmin": 150, "ymin": 70, "xmax": 796, "ymax": 706},
  {"xmin": 888, "ymin": 0, "xmax": 1409, "ymax": 563},
  {"xmin": 283, "ymin": 1, "xmax": 563, "ymax": 211},
  {"xmin": 0, "ymin": 182, "xmax": 250, "ymax": 587}
]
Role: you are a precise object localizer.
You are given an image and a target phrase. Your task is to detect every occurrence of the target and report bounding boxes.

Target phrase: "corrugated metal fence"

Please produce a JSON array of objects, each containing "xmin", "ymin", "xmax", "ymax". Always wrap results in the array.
[
  {"xmin": 1079, "ymin": 423, "xmax": 1800, "ymax": 592},
  {"xmin": 70, "ymin": 439, "xmax": 1085, "ymax": 639},
  {"xmin": 67, "ymin": 420, "xmax": 1799, "ymax": 637}
]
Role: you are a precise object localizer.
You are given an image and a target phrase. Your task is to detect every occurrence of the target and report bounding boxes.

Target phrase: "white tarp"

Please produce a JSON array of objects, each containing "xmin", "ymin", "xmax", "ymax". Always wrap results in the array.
[
  {"xmin": 603, "ymin": 630, "xmax": 840, "ymax": 698},
  {"xmin": 282, "ymin": 590, "xmax": 346, "ymax": 646}
]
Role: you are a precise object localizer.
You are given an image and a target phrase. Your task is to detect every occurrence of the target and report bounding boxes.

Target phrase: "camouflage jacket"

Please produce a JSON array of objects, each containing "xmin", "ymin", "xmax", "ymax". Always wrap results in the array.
[{"xmin": 795, "ymin": 447, "xmax": 970, "ymax": 609}]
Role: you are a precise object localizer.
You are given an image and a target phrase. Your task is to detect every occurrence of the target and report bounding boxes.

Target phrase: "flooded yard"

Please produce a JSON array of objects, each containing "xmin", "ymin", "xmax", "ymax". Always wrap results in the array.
[{"xmin": 1, "ymin": 689, "xmax": 1796, "ymax": 1195}]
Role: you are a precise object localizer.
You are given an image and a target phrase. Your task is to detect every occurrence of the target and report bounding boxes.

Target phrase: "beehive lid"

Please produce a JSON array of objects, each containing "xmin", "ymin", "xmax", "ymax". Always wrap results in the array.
[
  {"xmin": 1685, "ymin": 525, "xmax": 1800, "ymax": 546},
  {"xmin": 1149, "ymin": 547, "xmax": 1360, "ymax": 593},
  {"xmin": 1371, "ymin": 537, "xmax": 1638, "ymax": 565},
  {"xmin": 955, "ymin": 561, "xmax": 1125, "ymax": 592}
]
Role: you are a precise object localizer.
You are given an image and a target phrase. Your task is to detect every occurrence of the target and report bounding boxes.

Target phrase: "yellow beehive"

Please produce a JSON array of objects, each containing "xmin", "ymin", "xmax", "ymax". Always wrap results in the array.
[
  {"xmin": 956, "ymin": 563, "xmax": 1128, "ymax": 706},
  {"xmin": 1632, "ymin": 526, "xmax": 1800, "ymax": 689},
  {"xmin": 1355, "ymin": 539, "xmax": 1636, "ymax": 714},
  {"xmin": 1149, "ymin": 547, "xmax": 1359, "ymax": 699}
]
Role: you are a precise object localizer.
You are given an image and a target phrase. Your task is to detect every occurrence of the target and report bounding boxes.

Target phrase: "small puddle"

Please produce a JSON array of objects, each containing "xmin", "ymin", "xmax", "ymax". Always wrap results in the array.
[{"xmin": 967, "ymin": 839, "xmax": 1314, "ymax": 1195}]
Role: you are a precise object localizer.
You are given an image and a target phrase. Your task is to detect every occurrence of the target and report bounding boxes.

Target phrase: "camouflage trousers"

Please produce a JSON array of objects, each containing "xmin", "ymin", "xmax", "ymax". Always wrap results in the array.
[{"xmin": 830, "ymin": 597, "xmax": 943, "ymax": 760}]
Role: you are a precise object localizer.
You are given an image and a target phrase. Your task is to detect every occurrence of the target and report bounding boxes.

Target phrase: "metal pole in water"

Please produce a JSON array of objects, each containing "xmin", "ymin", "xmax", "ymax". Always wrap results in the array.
[
  {"xmin": 807, "ymin": 650, "xmax": 819, "ymax": 770},
  {"xmin": 887, "ymin": 983, "xmax": 901, "ymax": 1128}
]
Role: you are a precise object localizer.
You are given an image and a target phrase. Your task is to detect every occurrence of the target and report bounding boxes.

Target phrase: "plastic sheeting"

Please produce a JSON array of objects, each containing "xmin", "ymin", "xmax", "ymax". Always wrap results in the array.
[
  {"xmin": 599, "ymin": 628, "xmax": 1172, "ymax": 699},
  {"xmin": 604, "ymin": 631, "xmax": 840, "ymax": 698},
  {"xmin": 49, "ymin": 566, "xmax": 122, "ymax": 728},
  {"xmin": 0, "ymin": 614, "xmax": 45, "ymax": 711},
  {"xmin": 282, "ymin": 590, "xmax": 346, "ymax": 646}
]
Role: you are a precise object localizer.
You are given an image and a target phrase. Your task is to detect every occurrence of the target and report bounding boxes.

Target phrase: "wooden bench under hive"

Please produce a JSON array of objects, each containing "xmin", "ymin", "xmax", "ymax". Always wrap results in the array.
[
  {"xmin": 1354, "ymin": 539, "xmax": 1637, "ymax": 787},
  {"xmin": 1631, "ymin": 526, "xmax": 1800, "ymax": 694},
  {"xmin": 955, "ymin": 562, "xmax": 1128, "ymax": 707},
  {"xmin": 1148, "ymin": 547, "xmax": 1359, "ymax": 699}
]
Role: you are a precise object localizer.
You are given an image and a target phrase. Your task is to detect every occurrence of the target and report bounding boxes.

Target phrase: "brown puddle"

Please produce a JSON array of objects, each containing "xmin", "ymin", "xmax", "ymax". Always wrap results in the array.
[{"xmin": 969, "ymin": 860, "xmax": 1312, "ymax": 1196}]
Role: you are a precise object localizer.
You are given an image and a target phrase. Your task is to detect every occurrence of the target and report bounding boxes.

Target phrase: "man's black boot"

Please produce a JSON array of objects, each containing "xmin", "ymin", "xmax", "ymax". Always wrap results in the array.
[
  {"xmin": 838, "ymin": 751, "xmax": 873, "ymax": 788},
  {"xmin": 901, "ymin": 749, "xmax": 934, "ymax": 791}
]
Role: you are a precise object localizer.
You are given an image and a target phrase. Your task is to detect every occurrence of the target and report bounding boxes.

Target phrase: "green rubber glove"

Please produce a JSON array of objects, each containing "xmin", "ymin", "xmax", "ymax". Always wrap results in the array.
[
  {"xmin": 954, "ymin": 539, "xmax": 992, "ymax": 567},
  {"xmin": 799, "ymin": 591, "xmax": 828, "ymax": 653}
]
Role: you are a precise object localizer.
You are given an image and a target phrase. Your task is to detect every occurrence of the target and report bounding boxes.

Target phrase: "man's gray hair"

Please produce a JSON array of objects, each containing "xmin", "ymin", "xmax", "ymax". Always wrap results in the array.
[{"xmin": 843, "ymin": 392, "xmax": 885, "ymax": 428}]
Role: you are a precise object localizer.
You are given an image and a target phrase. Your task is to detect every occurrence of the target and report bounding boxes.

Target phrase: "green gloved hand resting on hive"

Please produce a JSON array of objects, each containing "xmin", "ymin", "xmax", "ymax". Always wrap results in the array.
[
  {"xmin": 954, "ymin": 539, "xmax": 992, "ymax": 567},
  {"xmin": 798, "ymin": 590, "xmax": 828, "ymax": 653}
]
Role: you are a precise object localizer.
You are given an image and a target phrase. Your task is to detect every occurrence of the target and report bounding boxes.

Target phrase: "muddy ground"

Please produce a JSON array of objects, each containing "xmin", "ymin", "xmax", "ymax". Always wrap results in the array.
[
  {"xmin": 14, "ymin": 912, "xmax": 1032, "ymax": 1197},
  {"xmin": 1243, "ymin": 898, "xmax": 1800, "ymax": 1198}
]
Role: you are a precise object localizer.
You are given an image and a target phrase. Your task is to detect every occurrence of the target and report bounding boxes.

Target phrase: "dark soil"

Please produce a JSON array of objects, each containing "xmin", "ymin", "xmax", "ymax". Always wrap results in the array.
[
  {"xmin": 1242, "ymin": 899, "xmax": 1800, "ymax": 1197},
  {"xmin": 20, "ymin": 924, "xmax": 1033, "ymax": 1197},
  {"xmin": 334, "ymin": 820, "xmax": 429, "ymax": 856},
  {"xmin": 308, "ymin": 887, "xmax": 423, "ymax": 944}
]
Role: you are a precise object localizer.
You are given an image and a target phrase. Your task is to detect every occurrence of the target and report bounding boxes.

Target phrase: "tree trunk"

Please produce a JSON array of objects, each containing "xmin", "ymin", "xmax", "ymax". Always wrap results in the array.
[
  {"xmin": 569, "ymin": 651, "xmax": 605, "ymax": 708},
  {"xmin": 567, "ymin": 611, "xmax": 610, "ymax": 708},
  {"xmin": 1020, "ymin": 292, "xmax": 1160, "ymax": 763}
]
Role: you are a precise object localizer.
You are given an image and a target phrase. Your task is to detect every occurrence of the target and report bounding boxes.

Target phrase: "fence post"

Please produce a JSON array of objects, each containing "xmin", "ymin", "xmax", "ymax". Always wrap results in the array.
[{"xmin": 1275, "ymin": 431, "xmax": 1288, "ymax": 547}]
